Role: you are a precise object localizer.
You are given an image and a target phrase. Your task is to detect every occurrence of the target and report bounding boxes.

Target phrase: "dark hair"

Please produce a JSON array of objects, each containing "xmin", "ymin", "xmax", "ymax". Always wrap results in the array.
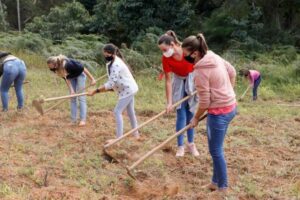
[
  {"xmin": 103, "ymin": 43, "xmax": 133, "ymax": 75},
  {"xmin": 182, "ymin": 33, "xmax": 208, "ymax": 58},
  {"xmin": 158, "ymin": 30, "xmax": 181, "ymax": 46},
  {"xmin": 103, "ymin": 43, "xmax": 124, "ymax": 60},
  {"xmin": 0, "ymin": 51, "xmax": 11, "ymax": 59},
  {"xmin": 239, "ymin": 69, "xmax": 250, "ymax": 77}
]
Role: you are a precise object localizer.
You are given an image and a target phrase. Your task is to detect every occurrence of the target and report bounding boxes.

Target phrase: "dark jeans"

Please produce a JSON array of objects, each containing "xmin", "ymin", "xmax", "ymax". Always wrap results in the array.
[{"xmin": 253, "ymin": 76, "xmax": 261, "ymax": 100}]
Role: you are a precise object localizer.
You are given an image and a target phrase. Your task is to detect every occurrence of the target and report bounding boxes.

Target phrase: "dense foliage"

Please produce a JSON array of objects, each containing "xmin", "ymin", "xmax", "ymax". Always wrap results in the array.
[
  {"xmin": 0, "ymin": 0, "xmax": 299, "ymax": 100},
  {"xmin": 0, "ymin": 0, "xmax": 299, "ymax": 48}
]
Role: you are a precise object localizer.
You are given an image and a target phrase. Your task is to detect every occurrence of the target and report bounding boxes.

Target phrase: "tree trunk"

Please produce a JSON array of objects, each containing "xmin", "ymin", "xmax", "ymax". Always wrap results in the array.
[
  {"xmin": 17, "ymin": 0, "xmax": 21, "ymax": 33},
  {"xmin": 0, "ymin": 0, "xmax": 6, "ymax": 31}
]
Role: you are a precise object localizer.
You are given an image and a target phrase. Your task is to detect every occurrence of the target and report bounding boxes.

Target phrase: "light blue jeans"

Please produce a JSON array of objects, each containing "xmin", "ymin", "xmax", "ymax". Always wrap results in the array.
[
  {"xmin": 69, "ymin": 73, "xmax": 87, "ymax": 122},
  {"xmin": 176, "ymin": 93, "xmax": 194, "ymax": 146},
  {"xmin": 114, "ymin": 95, "xmax": 138, "ymax": 138},
  {"xmin": 207, "ymin": 107, "xmax": 237, "ymax": 189},
  {"xmin": 1, "ymin": 59, "xmax": 27, "ymax": 111}
]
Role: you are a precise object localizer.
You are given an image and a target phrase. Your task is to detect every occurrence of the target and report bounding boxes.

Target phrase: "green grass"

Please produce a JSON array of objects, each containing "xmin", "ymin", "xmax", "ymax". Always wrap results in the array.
[{"xmin": 0, "ymin": 50, "xmax": 299, "ymax": 199}]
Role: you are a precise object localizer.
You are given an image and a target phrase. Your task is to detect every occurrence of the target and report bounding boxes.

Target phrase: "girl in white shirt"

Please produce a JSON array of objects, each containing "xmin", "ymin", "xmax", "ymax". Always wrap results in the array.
[{"xmin": 89, "ymin": 44, "xmax": 139, "ymax": 140}]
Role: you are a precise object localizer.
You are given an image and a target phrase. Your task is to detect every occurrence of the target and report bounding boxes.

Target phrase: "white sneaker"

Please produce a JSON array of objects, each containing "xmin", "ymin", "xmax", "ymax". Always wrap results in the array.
[
  {"xmin": 176, "ymin": 146, "xmax": 185, "ymax": 157},
  {"xmin": 188, "ymin": 143, "xmax": 200, "ymax": 157},
  {"xmin": 78, "ymin": 121, "xmax": 86, "ymax": 127}
]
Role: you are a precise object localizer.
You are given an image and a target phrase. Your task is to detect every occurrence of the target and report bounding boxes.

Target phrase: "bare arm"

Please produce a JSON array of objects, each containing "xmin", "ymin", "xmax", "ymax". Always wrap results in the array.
[
  {"xmin": 65, "ymin": 78, "xmax": 75, "ymax": 94},
  {"xmin": 84, "ymin": 67, "xmax": 96, "ymax": 85},
  {"xmin": 88, "ymin": 84, "xmax": 114, "ymax": 96}
]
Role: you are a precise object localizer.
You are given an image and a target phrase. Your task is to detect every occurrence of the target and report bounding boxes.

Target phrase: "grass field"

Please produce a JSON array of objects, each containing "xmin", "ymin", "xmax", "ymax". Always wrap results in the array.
[{"xmin": 0, "ymin": 53, "xmax": 299, "ymax": 199}]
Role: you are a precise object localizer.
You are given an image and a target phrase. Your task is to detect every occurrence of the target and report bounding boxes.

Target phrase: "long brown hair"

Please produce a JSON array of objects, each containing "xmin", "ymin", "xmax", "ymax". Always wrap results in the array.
[
  {"xmin": 103, "ymin": 43, "xmax": 133, "ymax": 75},
  {"xmin": 158, "ymin": 30, "xmax": 181, "ymax": 46},
  {"xmin": 182, "ymin": 33, "xmax": 208, "ymax": 58}
]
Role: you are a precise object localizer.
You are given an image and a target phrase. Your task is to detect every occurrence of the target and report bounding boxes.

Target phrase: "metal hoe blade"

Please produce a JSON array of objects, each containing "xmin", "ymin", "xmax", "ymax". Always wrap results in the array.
[
  {"xmin": 102, "ymin": 148, "xmax": 120, "ymax": 163},
  {"xmin": 32, "ymin": 99, "xmax": 44, "ymax": 115}
]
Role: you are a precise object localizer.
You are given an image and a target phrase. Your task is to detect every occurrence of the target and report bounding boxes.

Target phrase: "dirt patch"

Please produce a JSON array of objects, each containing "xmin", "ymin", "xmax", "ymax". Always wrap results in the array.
[{"xmin": 0, "ymin": 103, "xmax": 299, "ymax": 199}]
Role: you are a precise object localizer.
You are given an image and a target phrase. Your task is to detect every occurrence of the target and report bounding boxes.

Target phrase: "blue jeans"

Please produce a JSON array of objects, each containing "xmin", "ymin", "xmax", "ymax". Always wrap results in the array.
[
  {"xmin": 253, "ymin": 76, "xmax": 261, "ymax": 100},
  {"xmin": 207, "ymin": 107, "xmax": 236, "ymax": 189},
  {"xmin": 70, "ymin": 73, "xmax": 87, "ymax": 122},
  {"xmin": 1, "ymin": 59, "xmax": 27, "ymax": 111},
  {"xmin": 176, "ymin": 94, "xmax": 194, "ymax": 147}
]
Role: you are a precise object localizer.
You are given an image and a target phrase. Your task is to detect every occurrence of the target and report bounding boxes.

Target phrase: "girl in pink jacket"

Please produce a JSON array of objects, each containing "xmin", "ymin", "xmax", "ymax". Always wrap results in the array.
[
  {"xmin": 182, "ymin": 33, "xmax": 237, "ymax": 194},
  {"xmin": 241, "ymin": 69, "xmax": 261, "ymax": 101}
]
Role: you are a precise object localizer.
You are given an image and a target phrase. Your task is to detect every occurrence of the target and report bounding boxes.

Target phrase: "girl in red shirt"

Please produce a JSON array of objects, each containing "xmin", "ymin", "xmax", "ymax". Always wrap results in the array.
[{"xmin": 157, "ymin": 30, "xmax": 199, "ymax": 157}]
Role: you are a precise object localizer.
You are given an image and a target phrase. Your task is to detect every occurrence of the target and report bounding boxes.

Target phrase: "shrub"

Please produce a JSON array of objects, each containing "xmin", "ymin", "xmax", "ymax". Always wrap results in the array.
[
  {"xmin": 0, "ymin": 32, "xmax": 51, "ymax": 54},
  {"xmin": 121, "ymin": 47, "xmax": 152, "ymax": 71},
  {"xmin": 15, "ymin": 32, "xmax": 51, "ymax": 53},
  {"xmin": 25, "ymin": 2, "xmax": 91, "ymax": 41},
  {"xmin": 270, "ymin": 45, "xmax": 298, "ymax": 65}
]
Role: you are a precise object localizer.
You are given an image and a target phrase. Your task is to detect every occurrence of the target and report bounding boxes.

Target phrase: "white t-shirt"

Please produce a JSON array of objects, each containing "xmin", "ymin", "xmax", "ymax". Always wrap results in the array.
[{"xmin": 104, "ymin": 56, "xmax": 138, "ymax": 99}]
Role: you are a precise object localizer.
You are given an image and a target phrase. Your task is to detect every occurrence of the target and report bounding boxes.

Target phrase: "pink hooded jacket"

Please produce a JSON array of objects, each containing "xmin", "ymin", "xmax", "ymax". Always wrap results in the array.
[{"xmin": 194, "ymin": 51, "xmax": 236, "ymax": 109}]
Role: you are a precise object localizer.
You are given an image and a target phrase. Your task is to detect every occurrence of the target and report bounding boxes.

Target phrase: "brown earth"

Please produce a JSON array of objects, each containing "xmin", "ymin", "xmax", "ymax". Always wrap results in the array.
[{"xmin": 0, "ymin": 103, "xmax": 299, "ymax": 200}]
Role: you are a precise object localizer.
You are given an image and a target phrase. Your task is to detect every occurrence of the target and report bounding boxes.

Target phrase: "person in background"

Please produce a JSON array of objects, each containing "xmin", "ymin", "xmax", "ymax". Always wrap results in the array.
[
  {"xmin": 182, "ymin": 33, "xmax": 237, "ymax": 194},
  {"xmin": 46, "ymin": 55, "xmax": 96, "ymax": 126},
  {"xmin": 158, "ymin": 30, "xmax": 199, "ymax": 157},
  {"xmin": 240, "ymin": 69, "xmax": 261, "ymax": 101},
  {"xmin": 0, "ymin": 51, "xmax": 27, "ymax": 112},
  {"xmin": 88, "ymin": 44, "xmax": 140, "ymax": 142}
]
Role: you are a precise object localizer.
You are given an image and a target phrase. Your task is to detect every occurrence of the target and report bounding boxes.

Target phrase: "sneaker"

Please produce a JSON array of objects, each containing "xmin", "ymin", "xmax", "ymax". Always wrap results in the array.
[
  {"xmin": 202, "ymin": 183, "xmax": 218, "ymax": 191},
  {"xmin": 188, "ymin": 143, "xmax": 200, "ymax": 157},
  {"xmin": 79, "ymin": 121, "xmax": 86, "ymax": 127},
  {"xmin": 176, "ymin": 146, "xmax": 185, "ymax": 157},
  {"xmin": 134, "ymin": 134, "xmax": 141, "ymax": 140}
]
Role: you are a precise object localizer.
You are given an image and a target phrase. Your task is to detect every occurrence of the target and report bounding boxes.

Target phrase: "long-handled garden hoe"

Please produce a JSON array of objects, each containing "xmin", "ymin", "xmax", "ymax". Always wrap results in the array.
[
  {"xmin": 34, "ymin": 74, "xmax": 106, "ymax": 115},
  {"xmin": 103, "ymin": 91, "xmax": 198, "ymax": 162},
  {"xmin": 239, "ymin": 85, "xmax": 251, "ymax": 101},
  {"xmin": 32, "ymin": 92, "xmax": 89, "ymax": 115},
  {"xmin": 10, "ymin": 80, "xmax": 30, "ymax": 88},
  {"xmin": 125, "ymin": 114, "xmax": 207, "ymax": 180}
]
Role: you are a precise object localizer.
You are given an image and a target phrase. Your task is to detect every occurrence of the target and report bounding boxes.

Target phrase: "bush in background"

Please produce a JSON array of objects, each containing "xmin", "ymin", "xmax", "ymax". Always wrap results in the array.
[{"xmin": 25, "ymin": 2, "xmax": 91, "ymax": 41}]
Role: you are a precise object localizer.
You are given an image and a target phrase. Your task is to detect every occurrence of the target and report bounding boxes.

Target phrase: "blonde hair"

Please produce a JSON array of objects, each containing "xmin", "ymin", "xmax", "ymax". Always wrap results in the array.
[
  {"xmin": 47, "ymin": 54, "xmax": 69, "ymax": 78},
  {"xmin": 47, "ymin": 54, "xmax": 68, "ymax": 68}
]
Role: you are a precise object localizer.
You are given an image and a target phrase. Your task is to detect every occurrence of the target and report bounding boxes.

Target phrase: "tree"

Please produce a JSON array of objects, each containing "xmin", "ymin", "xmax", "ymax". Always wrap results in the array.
[
  {"xmin": 25, "ymin": 2, "xmax": 91, "ymax": 41},
  {"xmin": 2, "ymin": 0, "xmax": 72, "ymax": 30},
  {"xmin": 16, "ymin": 0, "xmax": 21, "ymax": 32},
  {"xmin": 116, "ymin": 0, "xmax": 194, "ymax": 43},
  {"xmin": 91, "ymin": 0, "xmax": 194, "ymax": 45},
  {"xmin": 89, "ymin": 0, "xmax": 125, "ymax": 44},
  {"xmin": 0, "ymin": 0, "xmax": 8, "ymax": 31},
  {"xmin": 78, "ymin": 0, "xmax": 97, "ymax": 14}
]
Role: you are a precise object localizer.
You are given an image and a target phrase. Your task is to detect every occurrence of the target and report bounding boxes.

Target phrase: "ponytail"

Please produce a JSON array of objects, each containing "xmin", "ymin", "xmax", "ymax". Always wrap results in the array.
[
  {"xmin": 115, "ymin": 48, "xmax": 124, "ymax": 60},
  {"xmin": 103, "ymin": 43, "xmax": 134, "ymax": 75},
  {"xmin": 158, "ymin": 30, "xmax": 181, "ymax": 46},
  {"xmin": 166, "ymin": 30, "xmax": 181, "ymax": 45},
  {"xmin": 196, "ymin": 33, "xmax": 208, "ymax": 57},
  {"xmin": 182, "ymin": 33, "xmax": 209, "ymax": 58}
]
